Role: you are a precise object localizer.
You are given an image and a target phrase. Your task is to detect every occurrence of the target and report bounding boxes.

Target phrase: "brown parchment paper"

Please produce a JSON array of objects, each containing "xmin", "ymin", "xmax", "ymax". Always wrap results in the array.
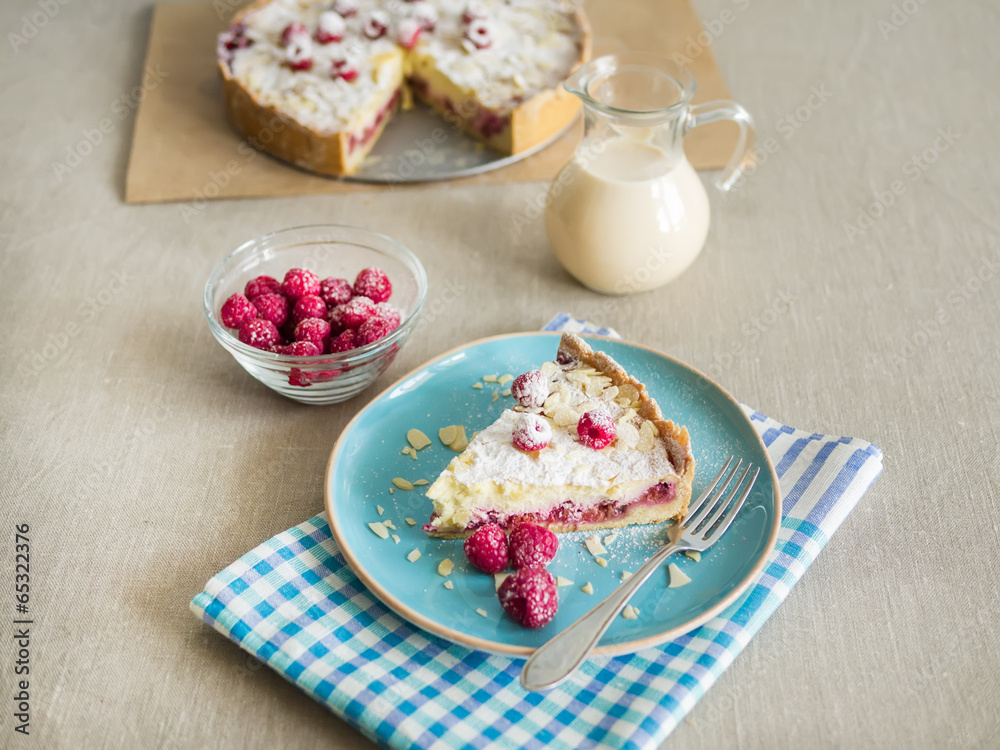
[{"xmin": 124, "ymin": 0, "xmax": 738, "ymax": 204}]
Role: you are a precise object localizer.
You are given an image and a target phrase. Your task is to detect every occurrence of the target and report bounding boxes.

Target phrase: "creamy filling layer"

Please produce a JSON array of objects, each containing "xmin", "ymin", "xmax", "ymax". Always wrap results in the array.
[{"xmin": 424, "ymin": 480, "xmax": 677, "ymax": 533}]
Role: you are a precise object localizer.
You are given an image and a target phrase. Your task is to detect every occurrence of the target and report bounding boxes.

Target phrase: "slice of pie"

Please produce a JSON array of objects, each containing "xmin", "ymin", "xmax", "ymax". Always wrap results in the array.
[
  {"xmin": 423, "ymin": 334, "xmax": 696, "ymax": 538},
  {"xmin": 218, "ymin": 0, "xmax": 590, "ymax": 176}
]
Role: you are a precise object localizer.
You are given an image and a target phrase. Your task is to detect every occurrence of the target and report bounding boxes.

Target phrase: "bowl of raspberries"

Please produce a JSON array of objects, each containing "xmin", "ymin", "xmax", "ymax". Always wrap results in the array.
[{"xmin": 204, "ymin": 225, "xmax": 427, "ymax": 404}]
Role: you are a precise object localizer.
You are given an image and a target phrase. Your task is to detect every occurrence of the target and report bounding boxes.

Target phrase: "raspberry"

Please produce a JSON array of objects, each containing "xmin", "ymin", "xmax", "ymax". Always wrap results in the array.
[
  {"xmin": 327, "ymin": 329, "xmax": 357, "ymax": 353},
  {"xmin": 340, "ymin": 296, "xmax": 377, "ymax": 329},
  {"xmin": 328, "ymin": 303, "xmax": 347, "ymax": 335},
  {"xmin": 238, "ymin": 318, "xmax": 280, "ymax": 350},
  {"xmin": 280, "ymin": 340, "xmax": 320, "ymax": 357},
  {"xmin": 353, "ymin": 267, "xmax": 392, "ymax": 303},
  {"xmin": 363, "ymin": 10, "xmax": 389, "ymax": 38},
  {"xmin": 280, "ymin": 22, "xmax": 308, "ymax": 46},
  {"xmin": 511, "ymin": 370, "xmax": 548, "ymax": 408},
  {"xmin": 465, "ymin": 19, "xmax": 492, "ymax": 49},
  {"xmin": 220, "ymin": 293, "xmax": 257, "ymax": 329},
  {"xmin": 511, "ymin": 413, "xmax": 552, "ymax": 452},
  {"xmin": 335, "ymin": 65, "xmax": 359, "ymax": 82},
  {"xmin": 396, "ymin": 17, "xmax": 423, "ymax": 48},
  {"xmin": 333, "ymin": 0, "xmax": 357, "ymax": 17},
  {"xmin": 281, "ymin": 268, "xmax": 320, "ymax": 301},
  {"xmin": 294, "ymin": 317, "xmax": 331, "ymax": 350},
  {"xmin": 373, "ymin": 302, "xmax": 402, "ymax": 328},
  {"xmin": 463, "ymin": 524, "xmax": 509, "ymax": 573},
  {"xmin": 498, "ymin": 568, "xmax": 558, "ymax": 628},
  {"xmin": 314, "ymin": 11, "xmax": 345, "ymax": 43},
  {"xmin": 251, "ymin": 293, "xmax": 289, "ymax": 328},
  {"xmin": 577, "ymin": 409, "xmax": 616, "ymax": 449},
  {"xmin": 244, "ymin": 275, "xmax": 280, "ymax": 299},
  {"xmin": 357, "ymin": 314, "xmax": 399, "ymax": 345},
  {"xmin": 507, "ymin": 522, "xmax": 558, "ymax": 569},
  {"xmin": 319, "ymin": 277, "xmax": 353, "ymax": 306},
  {"xmin": 292, "ymin": 294, "xmax": 328, "ymax": 324}
]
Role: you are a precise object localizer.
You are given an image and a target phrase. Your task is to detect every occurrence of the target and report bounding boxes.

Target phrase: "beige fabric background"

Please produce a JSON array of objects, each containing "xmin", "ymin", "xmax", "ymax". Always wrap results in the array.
[{"xmin": 2, "ymin": 0, "xmax": 998, "ymax": 748}]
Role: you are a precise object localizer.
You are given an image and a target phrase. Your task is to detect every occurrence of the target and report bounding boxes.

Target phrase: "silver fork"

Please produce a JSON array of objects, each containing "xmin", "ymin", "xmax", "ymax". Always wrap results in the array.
[{"xmin": 520, "ymin": 456, "xmax": 760, "ymax": 692}]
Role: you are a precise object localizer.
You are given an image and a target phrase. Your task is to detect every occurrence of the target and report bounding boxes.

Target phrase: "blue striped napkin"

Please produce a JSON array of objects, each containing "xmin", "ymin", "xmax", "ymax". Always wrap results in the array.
[{"xmin": 191, "ymin": 315, "xmax": 883, "ymax": 750}]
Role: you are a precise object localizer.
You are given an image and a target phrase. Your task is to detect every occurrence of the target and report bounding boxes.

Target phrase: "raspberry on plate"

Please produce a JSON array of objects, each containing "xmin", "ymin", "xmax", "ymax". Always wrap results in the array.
[
  {"xmin": 294, "ymin": 317, "xmax": 331, "ymax": 350},
  {"xmin": 244, "ymin": 275, "xmax": 280, "ymax": 299},
  {"xmin": 292, "ymin": 294, "xmax": 328, "ymax": 324},
  {"xmin": 511, "ymin": 413, "xmax": 552, "ymax": 452},
  {"xmin": 281, "ymin": 267, "xmax": 321, "ymax": 301},
  {"xmin": 238, "ymin": 318, "xmax": 280, "ymax": 350},
  {"xmin": 220, "ymin": 293, "xmax": 257, "ymax": 329},
  {"xmin": 507, "ymin": 522, "xmax": 558, "ymax": 569},
  {"xmin": 251, "ymin": 293, "xmax": 289, "ymax": 328},
  {"xmin": 353, "ymin": 267, "xmax": 392, "ymax": 303},
  {"xmin": 497, "ymin": 568, "xmax": 558, "ymax": 628},
  {"xmin": 511, "ymin": 370, "xmax": 548, "ymax": 408},
  {"xmin": 319, "ymin": 277, "xmax": 353, "ymax": 306},
  {"xmin": 463, "ymin": 524, "xmax": 509, "ymax": 573},
  {"xmin": 577, "ymin": 409, "xmax": 616, "ymax": 450},
  {"xmin": 340, "ymin": 296, "xmax": 377, "ymax": 329}
]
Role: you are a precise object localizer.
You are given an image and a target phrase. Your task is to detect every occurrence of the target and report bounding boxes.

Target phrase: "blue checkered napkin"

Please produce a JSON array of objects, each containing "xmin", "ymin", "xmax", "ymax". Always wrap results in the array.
[{"xmin": 191, "ymin": 317, "xmax": 883, "ymax": 750}]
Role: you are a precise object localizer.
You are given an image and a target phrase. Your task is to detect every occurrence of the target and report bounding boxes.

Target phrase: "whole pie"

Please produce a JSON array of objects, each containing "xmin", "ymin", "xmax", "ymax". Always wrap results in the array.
[
  {"xmin": 217, "ymin": 0, "xmax": 591, "ymax": 176},
  {"xmin": 423, "ymin": 334, "xmax": 696, "ymax": 538}
]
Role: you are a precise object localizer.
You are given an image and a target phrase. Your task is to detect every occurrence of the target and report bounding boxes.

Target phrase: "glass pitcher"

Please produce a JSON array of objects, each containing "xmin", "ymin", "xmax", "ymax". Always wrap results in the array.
[{"xmin": 545, "ymin": 53, "xmax": 754, "ymax": 295}]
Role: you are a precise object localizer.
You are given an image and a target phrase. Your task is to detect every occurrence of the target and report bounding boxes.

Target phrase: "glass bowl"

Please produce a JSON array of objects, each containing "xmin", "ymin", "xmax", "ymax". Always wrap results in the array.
[{"xmin": 204, "ymin": 225, "xmax": 427, "ymax": 405}]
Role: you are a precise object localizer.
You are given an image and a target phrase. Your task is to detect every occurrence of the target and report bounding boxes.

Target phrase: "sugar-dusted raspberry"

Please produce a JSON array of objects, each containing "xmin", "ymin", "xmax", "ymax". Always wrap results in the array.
[
  {"xmin": 328, "ymin": 303, "xmax": 347, "ymax": 335},
  {"xmin": 577, "ymin": 409, "xmax": 616, "ymax": 450},
  {"xmin": 353, "ymin": 267, "xmax": 392, "ymax": 303},
  {"xmin": 463, "ymin": 524, "xmax": 509, "ymax": 573},
  {"xmin": 251, "ymin": 293, "xmax": 289, "ymax": 328},
  {"xmin": 314, "ymin": 11, "xmax": 345, "ymax": 43},
  {"xmin": 511, "ymin": 370, "xmax": 548, "ymax": 408},
  {"xmin": 281, "ymin": 340, "xmax": 321, "ymax": 357},
  {"xmin": 511, "ymin": 413, "xmax": 552, "ymax": 452},
  {"xmin": 294, "ymin": 317, "xmax": 331, "ymax": 350},
  {"xmin": 507, "ymin": 522, "xmax": 558, "ymax": 569},
  {"xmin": 244, "ymin": 275, "xmax": 280, "ymax": 299},
  {"xmin": 357, "ymin": 313, "xmax": 399, "ymax": 346},
  {"xmin": 319, "ymin": 277, "xmax": 353, "ymax": 306},
  {"xmin": 497, "ymin": 568, "xmax": 558, "ymax": 628},
  {"xmin": 281, "ymin": 268, "xmax": 321, "ymax": 301},
  {"xmin": 280, "ymin": 22, "xmax": 308, "ymax": 46},
  {"xmin": 363, "ymin": 10, "xmax": 389, "ymax": 38},
  {"xmin": 340, "ymin": 296, "xmax": 377, "ymax": 329},
  {"xmin": 292, "ymin": 294, "xmax": 328, "ymax": 324},
  {"xmin": 465, "ymin": 19, "xmax": 492, "ymax": 49},
  {"xmin": 373, "ymin": 302, "xmax": 402, "ymax": 328},
  {"xmin": 413, "ymin": 2, "xmax": 437, "ymax": 30},
  {"xmin": 462, "ymin": 0, "xmax": 488, "ymax": 23},
  {"xmin": 396, "ymin": 17, "xmax": 423, "ymax": 48},
  {"xmin": 327, "ymin": 329, "xmax": 357, "ymax": 353},
  {"xmin": 238, "ymin": 318, "xmax": 280, "ymax": 350},
  {"xmin": 333, "ymin": 0, "xmax": 357, "ymax": 17},
  {"xmin": 220, "ymin": 293, "xmax": 257, "ymax": 329}
]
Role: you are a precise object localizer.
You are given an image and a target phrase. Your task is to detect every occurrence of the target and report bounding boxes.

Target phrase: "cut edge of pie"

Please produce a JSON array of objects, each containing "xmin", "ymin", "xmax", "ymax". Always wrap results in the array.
[
  {"xmin": 218, "ymin": 1, "xmax": 591, "ymax": 177},
  {"xmin": 423, "ymin": 333, "xmax": 696, "ymax": 538}
]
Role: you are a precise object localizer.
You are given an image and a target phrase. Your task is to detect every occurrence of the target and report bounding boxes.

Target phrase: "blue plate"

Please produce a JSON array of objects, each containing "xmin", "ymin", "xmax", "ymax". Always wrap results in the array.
[{"xmin": 325, "ymin": 333, "xmax": 780, "ymax": 657}]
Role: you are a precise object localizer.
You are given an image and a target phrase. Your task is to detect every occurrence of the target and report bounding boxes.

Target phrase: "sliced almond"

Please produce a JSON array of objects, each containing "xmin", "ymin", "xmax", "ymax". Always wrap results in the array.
[
  {"xmin": 382, "ymin": 520, "xmax": 396, "ymax": 530},
  {"xmin": 392, "ymin": 477, "xmax": 415, "ymax": 491},
  {"xmin": 491, "ymin": 390, "xmax": 499, "ymax": 403},
  {"xmin": 540, "ymin": 361, "xmax": 558, "ymax": 378},
  {"xmin": 581, "ymin": 582, "xmax": 594, "ymax": 595},
  {"xmin": 637, "ymin": 421, "xmax": 657, "ymax": 452},
  {"xmin": 603, "ymin": 532, "xmax": 618, "ymax": 546},
  {"xmin": 667, "ymin": 562, "xmax": 692, "ymax": 588},
  {"xmin": 493, "ymin": 572, "xmax": 511, "ymax": 591},
  {"xmin": 483, "ymin": 374, "xmax": 498, "ymax": 383},
  {"xmin": 501, "ymin": 389, "xmax": 511, "ymax": 397},
  {"xmin": 472, "ymin": 382, "xmax": 484, "ymax": 390},
  {"xmin": 439, "ymin": 425, "xmax": 458, "ymax": 445},
  {"xmin": 376, "ymin": 505, "xmax": 385, "ymax": 516},
  {"xmin": 406, "ymin": 549, "xmax": 422, "ymax": 563},
  {"xmin": 407, "ymin": 429, "xmax": 432, "ymax": 451},
  {"xmin": 413, "ymin": 479, "xmax": 429, "ymax": 486},
  {"xmin": 622, "ymin": 605, "xmax": 638, "ymax": 620},
  {"xmin": 368, "ymin": 522, "xmax": 389, "ymax": 539},
  {"xmin": 595, "ymin": 557, "xmax": 608, "ymax": 567},
  {"xmin": 616, "ymin": 422, "xmax": 640, "ymax": 449},
  {"xmin": 620, "ymin": 571, "xmax": 633, "ymax": 581},
  {"xmin": 476, "ymin": 607, "xmax": 488, "ymax": 617},
  {"xmin": 449, "ymin": 426, "xmax": 469, "ymax": 452},
  {"xmin": 685, "ymin": 550, "xmax": 701, "ymax": 562},
  {"xmin": 391, "ymin": 534, "xmax": 400, "ymax": 544},
  {"xmin": 389, "ymin": 487, "xmax": 395, "ymax": 494},
  {"xmin": 437, "ymin": 558, "xmax": 454, "ymax": 576},
  {"xmin": 556, "ymin": 576, "xmax": 574, "ymax": 587},
  {"xmin": 584, "ymin": 536, "xmax": 607, "ymax": 556},
  {"xmin": 443, "ymin": 580, "xmax": 454, "ymax": 589},
  {"xmin": 497, "ymin": 374, "xmax": 514, "ymax": 386},
  {"xmin": 404, "ymin": 518, "xmax": 417, "ymax": 526}
]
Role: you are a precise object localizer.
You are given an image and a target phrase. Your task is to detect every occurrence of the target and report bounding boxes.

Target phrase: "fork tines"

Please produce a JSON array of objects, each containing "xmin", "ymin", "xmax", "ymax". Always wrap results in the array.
[{"xmin": 683, "ymin": 457, "xmax": 760, "ymax": 539}]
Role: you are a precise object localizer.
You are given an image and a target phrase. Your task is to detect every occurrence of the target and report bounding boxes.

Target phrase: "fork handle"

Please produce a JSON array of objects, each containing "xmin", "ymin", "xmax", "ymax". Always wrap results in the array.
[{"xmin": 520, "ymin": 540, "xmax": 688, "ymax": 691}]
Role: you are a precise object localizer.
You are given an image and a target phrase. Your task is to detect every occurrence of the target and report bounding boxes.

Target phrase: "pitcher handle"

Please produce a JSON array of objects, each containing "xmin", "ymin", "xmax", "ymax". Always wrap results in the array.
[{"xmin": 685, "ymin": 101, "xmax": 755, "ymax": 192}]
